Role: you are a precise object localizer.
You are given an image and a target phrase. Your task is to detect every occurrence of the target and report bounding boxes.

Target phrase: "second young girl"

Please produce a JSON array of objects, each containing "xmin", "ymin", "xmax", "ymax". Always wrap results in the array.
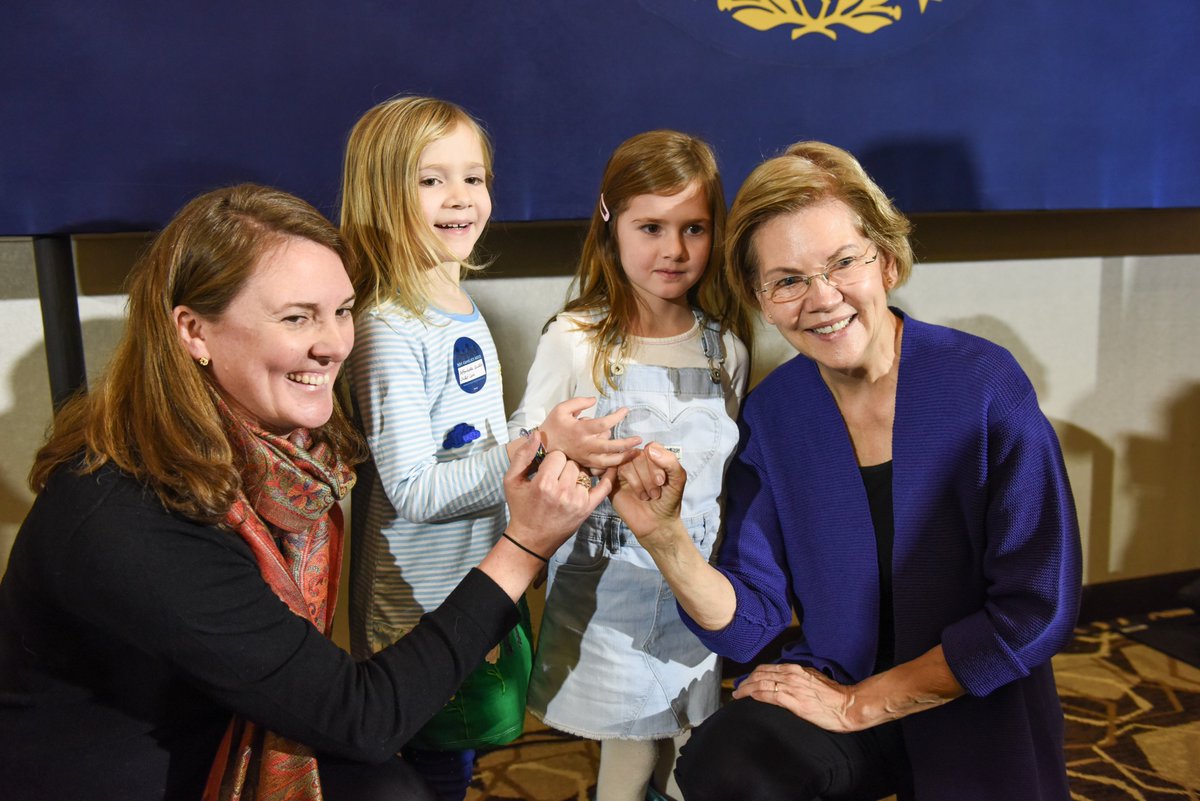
[
  {"xmin": 509, "ymin": 130, "xmax": 754, "ymax": 801},
  {"xmin": 339, "ymin": 96, "xmax": 631, "ymax": 801}
]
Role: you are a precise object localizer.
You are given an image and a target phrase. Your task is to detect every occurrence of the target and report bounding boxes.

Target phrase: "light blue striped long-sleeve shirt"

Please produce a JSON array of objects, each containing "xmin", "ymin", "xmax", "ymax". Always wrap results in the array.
[{"xmin": 347, "ymin": 298, "xmax": 510, "ymax": 658}]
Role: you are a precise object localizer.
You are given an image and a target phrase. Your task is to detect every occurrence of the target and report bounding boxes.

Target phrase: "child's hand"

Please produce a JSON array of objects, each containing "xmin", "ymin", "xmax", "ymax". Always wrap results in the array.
[
  {"xmin": 503, "ymin": 432, "xmax": 616, "ymax": 560},
  {"xmin": 611, "ymin": 443, "xmax": 686, "ymax": 547},
  {"xmin": 538, "ymin": 397, "xmax": 641, "ymax": 470}
]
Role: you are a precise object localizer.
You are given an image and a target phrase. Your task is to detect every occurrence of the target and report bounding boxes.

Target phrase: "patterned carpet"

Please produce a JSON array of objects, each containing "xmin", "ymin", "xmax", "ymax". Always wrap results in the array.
[
  {"xmin": 1058, "ymin": 610, "xmax": 1200, "ymax": 799},
  {"xmin": 467, "ymin": 721, "xmax": 599, "ymax": 801},
  {"xmin": 465, "ymin": 611, "xmax": 1200, "ymax": 800}
]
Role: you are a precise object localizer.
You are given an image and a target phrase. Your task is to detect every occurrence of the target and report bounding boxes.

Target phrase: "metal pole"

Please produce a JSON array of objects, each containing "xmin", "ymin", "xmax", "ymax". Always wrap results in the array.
[{"xmin": 33, "ymin": 235, "xmax": 87, "ymax": 410}]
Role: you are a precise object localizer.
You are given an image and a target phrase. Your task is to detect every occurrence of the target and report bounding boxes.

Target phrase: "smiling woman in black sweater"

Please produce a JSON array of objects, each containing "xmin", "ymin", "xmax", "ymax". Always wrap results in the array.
[{"xmin": 0, "ymin": 184, "xmax": 609, "ymax": 801}]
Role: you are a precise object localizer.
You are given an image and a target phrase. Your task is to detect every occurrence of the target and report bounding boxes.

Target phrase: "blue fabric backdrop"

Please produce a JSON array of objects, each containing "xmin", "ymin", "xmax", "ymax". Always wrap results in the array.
[{"xmin": 2, "ymin": 1, "xmax": 1196, "ymax": 234}]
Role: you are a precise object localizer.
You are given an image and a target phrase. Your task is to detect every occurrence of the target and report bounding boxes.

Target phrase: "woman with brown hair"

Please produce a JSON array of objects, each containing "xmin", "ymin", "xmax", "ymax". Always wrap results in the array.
[{"xmin": 0, "ymin": 183, "xmax": 610, "ymax": 801}]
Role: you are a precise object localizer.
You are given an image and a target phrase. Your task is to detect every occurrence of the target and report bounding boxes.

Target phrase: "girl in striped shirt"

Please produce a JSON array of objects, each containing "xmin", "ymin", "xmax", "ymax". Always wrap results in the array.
[{"xmin": 339, "ymin": 96, "xmax": 635, "ymax": 801}]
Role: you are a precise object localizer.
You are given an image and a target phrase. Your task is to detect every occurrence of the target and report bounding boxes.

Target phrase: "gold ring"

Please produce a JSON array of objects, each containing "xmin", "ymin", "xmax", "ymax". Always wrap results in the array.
[
  {"xmin": 774, "ymin": 681, "xmax": 779, "ymax": 693},
  {"xmin": 576, "ymin": 471, "xmax": 592, "ymax": 488}
]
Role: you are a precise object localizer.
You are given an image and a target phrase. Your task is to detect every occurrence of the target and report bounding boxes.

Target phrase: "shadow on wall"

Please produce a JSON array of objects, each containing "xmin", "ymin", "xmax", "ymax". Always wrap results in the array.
[
  {"xmin": 940, "ymin": 315, "xmax": 1114, "ymax": 585},
  {"xmin": 0, "ymin": 317, "xmax": 126, "ymax": 574},
  {"xmin": 1076, "ymin": 256, "xmax": 1200, "ymax": 579},
  {"xmin": 1124, "ymin": 383, "xmax": 1200, "ymax": 579}
]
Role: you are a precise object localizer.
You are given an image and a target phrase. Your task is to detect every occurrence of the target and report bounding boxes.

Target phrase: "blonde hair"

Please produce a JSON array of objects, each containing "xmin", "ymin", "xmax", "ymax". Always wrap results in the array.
[
  {"xmin": 30, "ymin": 184, "xmax": 367, "ymax": 524},
  {"xmin": 563, "ymin": 129, "xmax": 753, "ymax": 390},
  {"xmin": 339, "ymin": 96, "xmax": 494, "ymax": 319},
  {"xmin": 725, "ymin": 140, "xmax": 914, "ymax": 312}
]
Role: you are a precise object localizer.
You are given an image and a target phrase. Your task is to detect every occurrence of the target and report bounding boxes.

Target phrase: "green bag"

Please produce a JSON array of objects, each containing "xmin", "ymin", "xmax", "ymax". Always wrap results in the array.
[{"xmin": 409, "ymin": 597, "xmax": 533, "ymax": 751}]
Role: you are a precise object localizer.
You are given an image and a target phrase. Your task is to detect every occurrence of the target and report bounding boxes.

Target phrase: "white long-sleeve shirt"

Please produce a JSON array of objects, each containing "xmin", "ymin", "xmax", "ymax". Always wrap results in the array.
[{"xmin": 508, "ymin": 311, "xmax": 749, "ymax": 438}]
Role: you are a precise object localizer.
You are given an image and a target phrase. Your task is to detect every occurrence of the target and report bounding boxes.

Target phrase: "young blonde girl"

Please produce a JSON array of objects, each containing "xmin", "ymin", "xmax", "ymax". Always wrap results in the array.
[
  {"xmin": 339, "ymin": 96, "xmax": 632, "ymax": 801},
  {"xmin": 509, "ymin": 130, "xmax": 754, "ymax": 801}
]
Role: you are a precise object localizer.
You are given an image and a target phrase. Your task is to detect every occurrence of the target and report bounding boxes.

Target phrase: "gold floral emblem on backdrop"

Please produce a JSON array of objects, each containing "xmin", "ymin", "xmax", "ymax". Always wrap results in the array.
[{"xmin": 718, "ymin": 0, "xmax": 941, "ymax": 40}]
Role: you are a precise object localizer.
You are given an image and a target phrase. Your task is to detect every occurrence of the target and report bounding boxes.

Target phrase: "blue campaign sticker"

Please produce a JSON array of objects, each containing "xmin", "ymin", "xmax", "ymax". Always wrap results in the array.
[
  {"xmin": 443, "ymin": 422, "xmax": 482, "ymax": 450},
  {"xmin": 453, "ymin": 337, "xmax": 487, "ymax": 394}
]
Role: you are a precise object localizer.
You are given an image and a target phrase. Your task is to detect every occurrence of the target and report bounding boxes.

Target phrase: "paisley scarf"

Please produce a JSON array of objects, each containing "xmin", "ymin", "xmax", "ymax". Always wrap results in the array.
[{"xmin": 203, "ymin": 398, "xmax": 355, "ymax": 801}]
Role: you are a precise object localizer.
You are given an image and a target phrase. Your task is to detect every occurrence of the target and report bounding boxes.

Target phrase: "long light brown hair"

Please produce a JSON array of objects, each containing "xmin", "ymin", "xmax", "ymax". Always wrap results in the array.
[
  {"xmin": 563, "ymin": 129, "xmax": 753, "ymax": 390},
  {"xmin": 30, "ymin": 184, "xmax": 367, "ymax": 524},
  {"xmin": 339, "ymin": 95, "xmax": 494, "ymax": 319},
  {"xmin": 725, "ymin": 141, "xmax": 914, "ymax": 313}
]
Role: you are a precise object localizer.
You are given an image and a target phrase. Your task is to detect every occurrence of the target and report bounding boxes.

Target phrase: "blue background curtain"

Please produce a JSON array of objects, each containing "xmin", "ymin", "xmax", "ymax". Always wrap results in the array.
[{"xmin": 2, "ymin": 0, "xmax": 1196, "ymax": 234}]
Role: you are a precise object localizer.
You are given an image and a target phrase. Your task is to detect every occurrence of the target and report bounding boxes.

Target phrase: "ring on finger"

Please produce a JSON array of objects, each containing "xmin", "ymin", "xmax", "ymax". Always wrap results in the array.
[{"xmin": 576, "ymin": 470, "xmax": 592, "ymax": 488}]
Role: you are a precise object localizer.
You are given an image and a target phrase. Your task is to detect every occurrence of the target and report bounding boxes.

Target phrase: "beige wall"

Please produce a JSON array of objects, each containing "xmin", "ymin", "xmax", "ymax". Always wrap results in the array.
[{"xmin": 3, "ymin": 231, "xmax": 1198, "ymax": 598}]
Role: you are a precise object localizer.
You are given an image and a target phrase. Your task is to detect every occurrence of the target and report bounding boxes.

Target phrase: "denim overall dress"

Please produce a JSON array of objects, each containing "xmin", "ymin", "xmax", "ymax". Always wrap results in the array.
[{"xmin": 529, "ymin": 312, "xmax": 739, "ymax": 739}]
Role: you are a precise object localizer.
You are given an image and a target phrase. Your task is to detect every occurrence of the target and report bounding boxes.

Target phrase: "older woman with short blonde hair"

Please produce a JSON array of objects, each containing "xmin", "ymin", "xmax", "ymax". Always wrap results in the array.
[{"xmin": 613, "ymin": 142, "xmax": 1081, "ymax": 801}]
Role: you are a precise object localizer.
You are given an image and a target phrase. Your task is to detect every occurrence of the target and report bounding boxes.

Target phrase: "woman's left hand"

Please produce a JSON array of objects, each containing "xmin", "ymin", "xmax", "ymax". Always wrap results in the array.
[
  {"xmin": 504, "ymin": 434, "xmax": 614, "ymax": 555},
  {"xmin": 732, "ymin": 645, "xmax": 965, "ymax": 733},
  {"xmin": 483, "ymin": 434, "xmax": 616, "ymax": 601},
  {"xmin": 732, "ymin": 663, "xmax": 866, "ymax": 733}
]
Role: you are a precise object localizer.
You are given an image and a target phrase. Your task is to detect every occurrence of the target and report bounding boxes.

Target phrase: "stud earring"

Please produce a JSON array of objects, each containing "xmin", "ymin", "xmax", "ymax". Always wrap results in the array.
[{"xmin": 199, "ymin": 357, "xmax": 210, "ymax": 367}]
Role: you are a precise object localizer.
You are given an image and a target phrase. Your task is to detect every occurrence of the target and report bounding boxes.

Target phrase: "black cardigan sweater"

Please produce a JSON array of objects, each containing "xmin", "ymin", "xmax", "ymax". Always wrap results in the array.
[{"xmin": 0, "ymin": 463, "xmax": 518, "ymax": 800}]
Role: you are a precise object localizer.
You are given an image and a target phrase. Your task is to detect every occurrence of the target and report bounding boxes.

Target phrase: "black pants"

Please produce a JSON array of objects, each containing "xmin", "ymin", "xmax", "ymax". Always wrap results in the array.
[
  {"xmin": 319, "ymin": 754, "xmax": 439, "ymax": 801},
  {"xmin": 675, "ymin": 698, "xmax": 914, "ymax": 801}
]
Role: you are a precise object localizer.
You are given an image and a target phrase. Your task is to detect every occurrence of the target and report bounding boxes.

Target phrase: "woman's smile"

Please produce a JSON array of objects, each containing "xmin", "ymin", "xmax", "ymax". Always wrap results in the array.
[
  {"xmin": 808, "ymin": 314, "xmax": 855, "ymax": 337},
  {"xmin": 285, "ymin": 371, "xmax": 331, "ymax": 387}
]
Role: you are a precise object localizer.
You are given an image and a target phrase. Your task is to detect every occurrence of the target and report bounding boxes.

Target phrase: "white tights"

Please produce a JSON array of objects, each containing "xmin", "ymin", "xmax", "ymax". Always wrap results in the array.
[{"xmin": 594, "ymin": 732, "xmax": 690, "ymax": 801}]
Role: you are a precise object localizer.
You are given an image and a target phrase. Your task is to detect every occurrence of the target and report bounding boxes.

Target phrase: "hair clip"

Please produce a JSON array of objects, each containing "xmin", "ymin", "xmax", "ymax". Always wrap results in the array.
[{"xmin": 599, "ymin": 193, "xmax": 611, "ymax": 222}]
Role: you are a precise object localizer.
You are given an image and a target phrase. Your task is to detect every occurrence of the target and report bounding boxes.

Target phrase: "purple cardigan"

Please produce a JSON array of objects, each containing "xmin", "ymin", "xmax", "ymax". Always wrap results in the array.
[{"xmin": 685, "ymin": 311, "xmax": 1081, "ymax": 801}]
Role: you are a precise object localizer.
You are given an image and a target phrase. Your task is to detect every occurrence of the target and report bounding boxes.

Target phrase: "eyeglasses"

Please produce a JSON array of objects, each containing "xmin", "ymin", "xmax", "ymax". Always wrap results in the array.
[{"xmin": 755, "ymin": 246, "xmax": 879, "ymax": 303}]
